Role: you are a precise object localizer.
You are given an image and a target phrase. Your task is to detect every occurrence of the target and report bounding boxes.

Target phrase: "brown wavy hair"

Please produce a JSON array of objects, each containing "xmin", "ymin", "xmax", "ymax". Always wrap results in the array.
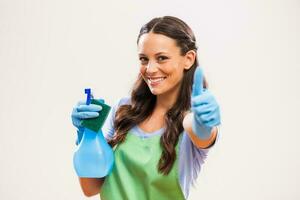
[{"xmin": 108, "ymin": 16, "xmax": 207, "ymax": 175}]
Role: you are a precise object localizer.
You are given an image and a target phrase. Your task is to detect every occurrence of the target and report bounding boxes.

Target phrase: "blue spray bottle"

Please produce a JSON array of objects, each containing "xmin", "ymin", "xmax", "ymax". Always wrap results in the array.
[{"xmin": 73, "ymin": 88, "xmax": 114, "ymax": 178}]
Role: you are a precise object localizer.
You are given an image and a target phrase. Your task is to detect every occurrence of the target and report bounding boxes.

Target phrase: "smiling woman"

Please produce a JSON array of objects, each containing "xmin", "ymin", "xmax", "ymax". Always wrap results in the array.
[
  {"xmin": 138, "ymin": 32, "xmax": 195, "ymax": 97},
  {"xmin": 71, "ymin": 15, "xmax": 221, "ymax": 200}
]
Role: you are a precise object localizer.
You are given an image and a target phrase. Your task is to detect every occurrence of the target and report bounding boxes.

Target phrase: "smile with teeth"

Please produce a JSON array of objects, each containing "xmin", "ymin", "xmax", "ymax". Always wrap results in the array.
[{"xmin": 148, "ymin": 77, "xmax": 167, "ymax": 85}]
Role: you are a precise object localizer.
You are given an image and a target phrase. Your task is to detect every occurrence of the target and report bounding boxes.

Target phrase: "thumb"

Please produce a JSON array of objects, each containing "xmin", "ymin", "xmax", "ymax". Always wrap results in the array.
[{"xmin": 192, "ymin": 67, "xmax": 204, "ymax": 97}]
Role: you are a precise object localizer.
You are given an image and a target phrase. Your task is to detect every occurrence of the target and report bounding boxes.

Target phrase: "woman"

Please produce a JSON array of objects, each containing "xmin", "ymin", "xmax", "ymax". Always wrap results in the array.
[{"xmin": 71, "ymin": 16, "xmax": 221, "ymax": 200}]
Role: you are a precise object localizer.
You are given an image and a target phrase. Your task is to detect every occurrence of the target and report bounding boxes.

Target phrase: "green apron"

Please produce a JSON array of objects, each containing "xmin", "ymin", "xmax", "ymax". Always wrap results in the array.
[{"xmin": 100, "ymin": 130, "xmax": 185, "ymax": 200}]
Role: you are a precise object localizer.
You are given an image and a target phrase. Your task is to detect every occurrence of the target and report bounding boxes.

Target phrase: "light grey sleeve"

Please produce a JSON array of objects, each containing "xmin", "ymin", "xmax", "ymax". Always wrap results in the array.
[
  {"xmin": 102, "ymin": 96, "xmax": 131, "ymax": 140},
  {"xmin": 178, "ymin": 129, "xmax": 220, "ymax": 199}
]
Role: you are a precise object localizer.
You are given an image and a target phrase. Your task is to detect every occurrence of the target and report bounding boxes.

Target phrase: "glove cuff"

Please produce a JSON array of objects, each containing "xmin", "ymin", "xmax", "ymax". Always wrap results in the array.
[{"xmin": 192, "ymin": 116, "xmax": 213, "ymax": 140}]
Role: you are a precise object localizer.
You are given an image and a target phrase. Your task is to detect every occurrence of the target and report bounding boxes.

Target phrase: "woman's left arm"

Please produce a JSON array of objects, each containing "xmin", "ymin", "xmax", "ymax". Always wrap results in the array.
[
  {"xmin": 183, "ymin": 67, "xmax": 221, "ymax": 149},
  {"xmin": 183, "ymin": 112, "xmax": 218, "ymax": 149}
]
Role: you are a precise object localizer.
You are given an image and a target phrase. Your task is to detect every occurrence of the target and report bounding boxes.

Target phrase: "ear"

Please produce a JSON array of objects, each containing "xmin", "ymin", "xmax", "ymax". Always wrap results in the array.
[{"xmin": 183, "ymin": 50, "xmax": 196, "ymax": 70}]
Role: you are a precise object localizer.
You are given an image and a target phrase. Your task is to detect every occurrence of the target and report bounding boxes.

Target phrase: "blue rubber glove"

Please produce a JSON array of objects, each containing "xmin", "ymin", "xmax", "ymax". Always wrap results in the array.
[
  {"xmin": 191, "ymin": 67, "xmax": 221, "ymax": 140},
  {"xmin": 71, "ymin": 100, "xmax": 103, "ymax": 145}
]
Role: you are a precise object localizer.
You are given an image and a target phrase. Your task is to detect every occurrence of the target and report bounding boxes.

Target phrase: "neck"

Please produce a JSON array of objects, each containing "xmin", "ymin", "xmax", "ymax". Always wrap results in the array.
[{"xmin": 155, "ymin": 84, "xmax": 180, "ymax": 113}]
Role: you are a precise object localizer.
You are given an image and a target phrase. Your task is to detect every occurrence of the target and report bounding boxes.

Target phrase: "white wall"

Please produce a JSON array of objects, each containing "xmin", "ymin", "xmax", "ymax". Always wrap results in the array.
[{"xmin": 0, "ymin": 0, "xmax": 299, "ymax": 199}]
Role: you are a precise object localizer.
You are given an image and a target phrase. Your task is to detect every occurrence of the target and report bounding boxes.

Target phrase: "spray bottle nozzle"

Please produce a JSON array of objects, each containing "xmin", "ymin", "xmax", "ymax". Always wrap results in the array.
[{"xmin": 85, "ymin": 88, "xmax": 92, "ymax": 105}]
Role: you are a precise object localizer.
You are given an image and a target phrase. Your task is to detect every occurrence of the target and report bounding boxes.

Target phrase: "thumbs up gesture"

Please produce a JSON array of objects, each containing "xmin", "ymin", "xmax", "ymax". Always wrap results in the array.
[{"xmin": 191, "ymin": 67, "xmax": 221, "ymax": 139}]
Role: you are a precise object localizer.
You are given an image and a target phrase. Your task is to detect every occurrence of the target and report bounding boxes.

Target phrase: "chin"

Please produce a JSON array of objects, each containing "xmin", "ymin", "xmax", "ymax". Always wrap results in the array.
[
  {"xmin": 150, "ymin": 89, "xmax": 160, "ymax": 95},
  {"xmin": 149, "ymin": 87, "xmax": 163, "ymax": 95}
]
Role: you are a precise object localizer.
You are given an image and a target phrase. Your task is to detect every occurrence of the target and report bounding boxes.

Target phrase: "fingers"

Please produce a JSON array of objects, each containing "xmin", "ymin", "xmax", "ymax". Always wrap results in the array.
[
  {"xmin": 77, "ymin": 104, "xmax": 102, "ymax": 112},
  {"xmin": 192, "ymin": 67, "xmax": 204, "ymax": 97},
  {"xmin": 77, "ymin": 98, "xmax": 104, "ymax": 106},
  {"xmin": 72, "ymin": 100, "xmax": 103, "ymax": 120},
  {"xmin": 192, "ymin": 90, "xmax": 221, "ymax": 127},
  {"xmin": 191, "ymin": 90, "xmax": 214, "ymax": 106},
  {"xmin": 77, "ymin": 100, "xmax": 87, "ymax": 106},
  {"xmin": 192, "ymin": 104, "xmax": 215, "ymax": 115},
  {"xmin": 194, "ymin": 109, "xmax": 220, "ymax": 127},
  {"xmin": 72, "ymin": 111, "xmax": 100, "ymax": 119}
]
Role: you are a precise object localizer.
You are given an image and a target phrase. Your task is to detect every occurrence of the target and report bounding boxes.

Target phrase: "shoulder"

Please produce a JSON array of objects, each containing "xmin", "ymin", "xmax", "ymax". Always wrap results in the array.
[
  {"xmin": 110, "ymin": 96, "xmax": 131, "ymax": 116},
  {"xmin": 116, "ymin": 96, "xmax": 131, "ymax": 107},
  {"xmin": 102, "ymin": 96, "xmax": 131, "ymax": 140}
]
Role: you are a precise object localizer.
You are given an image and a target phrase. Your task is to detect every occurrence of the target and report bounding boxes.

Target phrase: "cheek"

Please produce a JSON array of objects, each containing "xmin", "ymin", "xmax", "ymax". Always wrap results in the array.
[
  {"xmin": 163, "ymin": 64, "xmax": 182, "ymax": 77},
  {"xmin": 167, "ymin": 67, "xmax": 184, "ymax": 82},
  {"xmin": 140, "ymin": 65, "xmax": 146, "ymax": 75},
  {"xmin": 162, "ymin": 60, "xmax": 182, "ymax": 74}
]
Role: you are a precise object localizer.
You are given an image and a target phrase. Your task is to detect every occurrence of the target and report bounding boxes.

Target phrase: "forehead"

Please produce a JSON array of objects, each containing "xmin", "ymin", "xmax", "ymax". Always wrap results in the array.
[{"xmin": 137, "ymin": 32, "xmax": 180, "ymax": 55}]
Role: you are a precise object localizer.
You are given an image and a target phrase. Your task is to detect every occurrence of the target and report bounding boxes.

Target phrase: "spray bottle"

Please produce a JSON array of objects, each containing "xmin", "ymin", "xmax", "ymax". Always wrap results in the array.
[{"xmin": 73, "ymin": 88, "xmax": 114, "ymax": 177}]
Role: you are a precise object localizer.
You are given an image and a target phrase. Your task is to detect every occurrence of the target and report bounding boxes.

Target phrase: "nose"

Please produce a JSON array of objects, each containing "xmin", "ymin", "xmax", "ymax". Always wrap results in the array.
[{"xmin": 146, "ymin": 61, "xmax": 158, "ymax": 74}]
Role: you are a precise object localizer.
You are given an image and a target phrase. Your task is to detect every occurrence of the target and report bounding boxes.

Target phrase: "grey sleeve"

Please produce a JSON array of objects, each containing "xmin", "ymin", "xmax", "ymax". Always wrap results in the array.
[{"xmin": 178, "ymin": 128, "xmax": 221, "ymax": 193}]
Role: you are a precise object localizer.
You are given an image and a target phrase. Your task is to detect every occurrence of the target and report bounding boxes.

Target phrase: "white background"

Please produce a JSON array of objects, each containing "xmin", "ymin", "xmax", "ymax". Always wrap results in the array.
[{"xmin": 0, "ymin": 0, "xmax": 299, "ymax": 199}]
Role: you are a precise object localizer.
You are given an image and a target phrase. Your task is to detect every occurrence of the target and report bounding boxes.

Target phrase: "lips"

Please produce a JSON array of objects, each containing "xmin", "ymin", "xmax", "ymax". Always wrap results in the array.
[{"xmin": 147, "ymin": 76, "xmax": 167, "ymax": 86}]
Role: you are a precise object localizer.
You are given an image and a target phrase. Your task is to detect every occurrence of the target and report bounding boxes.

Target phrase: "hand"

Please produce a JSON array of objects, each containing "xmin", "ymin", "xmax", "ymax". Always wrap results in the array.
[
  {"xmin": 71, "ymin": 99, "xmax": 103, "ymax": 145},
  {"xmin": 191, "ymin": 67, "xmax": 221, "ymax": 139}
]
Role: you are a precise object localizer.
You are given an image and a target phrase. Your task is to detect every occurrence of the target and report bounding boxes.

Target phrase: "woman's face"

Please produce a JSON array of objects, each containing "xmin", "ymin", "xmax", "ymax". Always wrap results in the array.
[{"xmin": 138, "ymin": 32, "xmax": 192, "ymax": 96}]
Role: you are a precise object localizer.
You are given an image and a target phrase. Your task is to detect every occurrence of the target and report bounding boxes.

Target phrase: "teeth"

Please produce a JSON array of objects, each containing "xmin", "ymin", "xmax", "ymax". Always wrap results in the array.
[
  {"xmin": 150, "ymin": 78, "xmax": 164, "ymax": 81},
  {"xmin": 149, "ymin": 77, "xmax": 166, "ymax": 83}
]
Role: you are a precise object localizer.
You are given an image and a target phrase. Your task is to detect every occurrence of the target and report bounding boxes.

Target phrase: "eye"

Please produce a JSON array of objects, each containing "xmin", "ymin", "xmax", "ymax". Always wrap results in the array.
[
  {"xmin": 157, "ymin": 56, "xmax": 168, "ymax": 62},
  {"xmin": 139, "ymin": 57, "xmax": 148, "ymax": 64}
]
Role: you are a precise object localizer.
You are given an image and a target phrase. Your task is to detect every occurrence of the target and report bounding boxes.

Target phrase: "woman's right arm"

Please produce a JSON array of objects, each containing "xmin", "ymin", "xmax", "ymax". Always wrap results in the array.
[
  {"xmin": 78, "ymin": 177, "xmax": 105, "ymax": 197},
  {"xmin": 74, "ymin": 98, "xmax": 131, "ymax": 197}
]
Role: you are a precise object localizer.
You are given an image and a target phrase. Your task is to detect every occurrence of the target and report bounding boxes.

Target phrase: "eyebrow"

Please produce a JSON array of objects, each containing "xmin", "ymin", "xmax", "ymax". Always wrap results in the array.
[{"xmin": 138, "ymin": 52, "xmax": 168, "ymax": 56}]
